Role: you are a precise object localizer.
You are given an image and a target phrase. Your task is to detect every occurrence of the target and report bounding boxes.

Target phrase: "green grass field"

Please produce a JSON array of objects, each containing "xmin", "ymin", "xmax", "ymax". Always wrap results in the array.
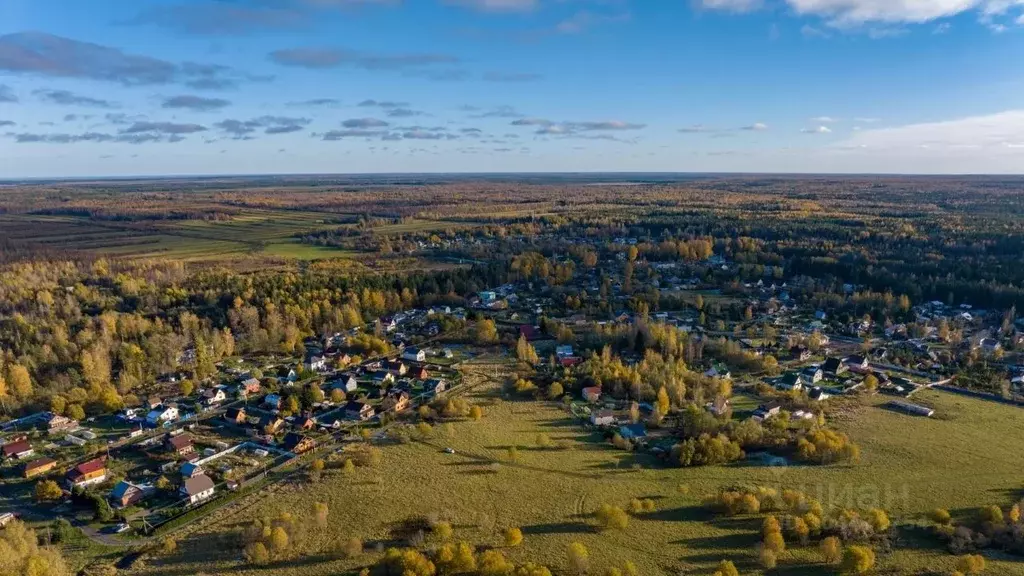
[{"xmin": 124, "ymin": 382, "xmax": 1024, "ymax": 576}]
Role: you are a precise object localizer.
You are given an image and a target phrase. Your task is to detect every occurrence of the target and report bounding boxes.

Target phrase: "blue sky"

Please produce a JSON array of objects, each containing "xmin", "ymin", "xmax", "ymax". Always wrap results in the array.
[{"xmin": 1, "ymin": 0, "xmax": 1023, "ymax": 177}]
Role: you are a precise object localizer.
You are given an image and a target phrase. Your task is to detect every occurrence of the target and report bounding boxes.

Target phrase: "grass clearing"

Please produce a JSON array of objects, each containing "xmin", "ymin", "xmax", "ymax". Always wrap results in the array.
[
  {"xmin": 127, "ymin": 380, "xmax": 1024, "ymax": 576},
  {"xmin": 263, "ymin": 240, "xmax": 357, "ymax": 260}
]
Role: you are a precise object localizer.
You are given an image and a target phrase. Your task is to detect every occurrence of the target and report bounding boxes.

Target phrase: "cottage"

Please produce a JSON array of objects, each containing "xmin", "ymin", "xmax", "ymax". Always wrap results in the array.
[
  {"xmin": 165, "ymin": 434, "xmax": 195, "ymax": 456},
  {"xmin": 590, "ymin": 409, "xmax": 615, "ymax": 426},
  {"xmin": 260, "ymin": 415, "xmax": 286, "ymax": 435},
  {"xmin": 110, "ymin": 481, "xmax": 149, "ymax": 508},
  {"xmin": 384, "ymin": 360, "xmax": 408, "ymax": 377},
  {"xmin": 752, "ymin": 402, "xmax": 782, "ymax": 421},
  {"xmin": 822, "ymin": 357, "xmax": 848, "ymax": 376},
  {"xmin": 402, "ymin": 347, "xmax": 426, "ymax": 363},
  {"xmin": 2, "ymin": 440, "xmax": 34, "ymax": 460},
  {"xmin": 202, "ymin": 388, "xmax": 227, "ymax": 406},
  {"xmin": 382, "ymin": 390, "xmax": 411, "ymax": 413},
  {"xmin": 844, "ymin": 355, "xmax": 870, "ymax": 372},
  {"xmin": 146, "ymin": 405, "xmax": 179, "ymax": 426},
  {"xmin": 180, "ymin": 474, "xmax": 216, "ymax": 505},
  {"xmin": 66, "ymin": 457, "xmax": 107, "ymax": 488},
  {"xmin": 789, "ymin": 346, "xmax": 812, "ymax": 361},
  {"xmin": 344, "ymin": 400, "xmax": 375, "ymax": 421},
  {"xmin": 707, "ymin": 396, "xmax": 731, "ymax": 417},
  {"xmin": 412, "ymin": 367, "xmax": 429, "ymax": 380},
  {"xmin": 775, "ymin": 373, "xmax": 803, "ymax": 392},
  {"xmin": 146, "ymin": 396, "xmax": 162, "ymax": 410},
  {"xmin": 305, "ymin": 354, "xmax": 328, "ymax": 373},
  {"xmin": 238, "ymin": 378, "xmax": 261, "ymax": 396},
  {"xmin": 282, "ymin": 432, "xmax": 316, "ymax": 454},
  {"xmin": 42, "ymin": 413, "xmax": 78, "ymax": 435},
  {"xmin": 331, "ymin": 376, "xmax": 359, "ymax": 393},
  {"xmin": 278, "ymin": 367, "xmax": 298, "ymax": 383},
  {"xmin": 296, "ymin": 416, "xmax": 317, "ymax": 431},
  {"xmin": 809, "ymin": 387, "xmax": 831, "ymax": 401},
  {"xmin": 556, "ymin": 345, "xmax": 574, "ymax": 359},
  {"xmin": 23, "ymin": 457, "xmax": 57, "ymax": 479},
  {"xmin": 263, "ymin": 394, "xmax": 282, "ymax": 410},
  {"xmin": 800, "ymin": 366, "xmax": 824, "ymax": 385},
  {"xmin": 581, "ymin": 386, "xmax": 602, "ymax": 403},
  {"xmin": 224, "ymin": 407, "xmax": 247, "ymax": 424},
  {"xmin": 704, "ymin": 364, "xmax": 732, "ymax": 380},
  {"xmin": 424, "ymin": 378, "xmax": 447, "ymax": 395},
  {"xmin": 372, "ymin": 371, "xmax": 396, "ymax": 386}
]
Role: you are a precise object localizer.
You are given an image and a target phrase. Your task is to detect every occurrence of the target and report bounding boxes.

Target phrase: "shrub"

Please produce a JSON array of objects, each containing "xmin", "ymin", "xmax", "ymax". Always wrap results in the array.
[
  {"xmin": 504, "ymin": 527, "xmax": 523, "ymax": 547},
  {"xmin": 567, "ymin": 542, "xmax": 589, "ymax": 575},
  {"xmin": 795, "ymin": 428, "xmax": 861, "ymax": 464},
  {"xmin": 955, "ymin": 554, "xmax": 986, "ymax": 574},
  {"xmin": 478, "ymin": 550, "xmax": 515, "ymax": 576},
  {"xmin": 763, "ymin": 530, "xmax": 786, "ymax": 554},
  {"xmin": 244, "ymin": 542, "xmax": 269, "ymax": 565},
  {"xmin": 595, "ymin": 504, "xmax": 629, "ymax": 531},
  {"xmin": 840, "ymin": 545, "xmax": 875, "ymax": 574},
  {"xmin": 711, "ymin": 560, "xmax": 739, "ymax": 576},
  {"xmin": 867, "ymin": 508, "xmax": 890, "ymax": 532},
  {"xmin": 434, "ymin": 521, "xmax": 453, "ymax": 541},
  {"xmin": 979, "ymin": 506, "xmax": 1003, "ymax": 525},
  {"xmin": 931, "ymin": 508, "xmax": 952, "ymax": 525},
  {"xmin": 820, "ymin": 536, "xmax": 842, "ymax": 564},
  {"xmin": 758, "ymin": 546, "xmax": 777, "ymax": 569}
]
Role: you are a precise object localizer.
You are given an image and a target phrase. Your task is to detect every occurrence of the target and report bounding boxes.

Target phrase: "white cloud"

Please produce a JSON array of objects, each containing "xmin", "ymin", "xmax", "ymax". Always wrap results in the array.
[
  {"xmin": 700, "ymin": 0, "xmax": 1024, "ymax": 26},
  {"xmin": 1018, "ymin": 12, "xmax": 1024, "ymax": 22},
  {"xmin": 802, "ymin": 125, "xmax": 833, "ymax": 133},
  {"xmin": 837, "ymin": 109, "xmax": 1024, "ymax": 150},
  {"xmin": 444, "ymin": 0, "xmax": 537, "ymax": 12},
  {"xmin": 697, "ymin": 0, "xmax": 764, "ymax": 12},
  {"xmin": 801, "ymin": 24, "xmax": 831, "ymax": 36},
  {"xmin": 854, "ymin": 117, "xmax": 880, "ymax": 123},
  {"xmin": 742, "ymin": 122, "xmax": 769, "ymax": 131},
  {"xmin": 811, "ymin": 116, "xmax": 837, "ymax": 123}
]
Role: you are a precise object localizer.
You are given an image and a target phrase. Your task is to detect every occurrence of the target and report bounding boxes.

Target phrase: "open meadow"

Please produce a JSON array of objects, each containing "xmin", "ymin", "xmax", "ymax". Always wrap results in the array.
[{"xmin": 126, "ymin": 376, "xmax": 1024, "ymax": 576}]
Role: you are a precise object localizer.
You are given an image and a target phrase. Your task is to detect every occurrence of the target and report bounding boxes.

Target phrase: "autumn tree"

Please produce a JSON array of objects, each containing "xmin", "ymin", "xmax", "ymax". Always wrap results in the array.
[
  {"xmin": 515, "ymin": 335, "xmax": 539, "ymax": 365},
  {"xmin": 711, "ymin": 560, "xmax": 739, "ymax": 576},
  {"xmin": 505, "ymin": 527, "xmax": 523, "ymax": 547},
  {"xmin": 35, "ymin": 480, "xmax": 63, "ymax": 502},
  {"xmin": 567, "ymin": 542, "xmax": 589, "ymax": 575},
  {"xmin": 840, "ymin": 545, "xmax": 875, "ymax": 574},
  {"xmin": 474, "ymin": 319, "xmax": 499, "ymax": 345},
  {"xmin": 956, "ymin": 554, "xmax": 986, "ymax": 574},
  {"xmin": 595, "ymin": 504, "xmax": 629, "ymax": 531},
  {"xmin": 820, "ymin": 536, "xmax": 842, "ymax": 564}
]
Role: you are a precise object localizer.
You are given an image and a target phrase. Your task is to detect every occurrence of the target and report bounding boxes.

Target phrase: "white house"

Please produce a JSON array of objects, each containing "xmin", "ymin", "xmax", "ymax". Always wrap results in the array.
[
  {"xmin": 202, "ymin": 388, "xmax": 227, "ymax": 406},
  {"xmin": 146, "ymin": 405, "xmax": 179, "ymax": 426},
  {"xmin": 305, "ymin": 355, "xmax": 328, "ymax": 372},
  {"xmin": 402, "ymin": 347, "xmax": 426, "ymax": 362},
  {"xmin": 331, "ymin": 376, "xmax": 359, "ymax": 393},
  {"xmin": 590, "ymin": 410, "xmax": 615, "ymax": 426},
  {"xmin": 180, "ymin": 474, "xmax": 216, "ymax": 505},
  {"xmin": 800, "ymin": 366, "xmax": 824, "ymax": 386}
]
